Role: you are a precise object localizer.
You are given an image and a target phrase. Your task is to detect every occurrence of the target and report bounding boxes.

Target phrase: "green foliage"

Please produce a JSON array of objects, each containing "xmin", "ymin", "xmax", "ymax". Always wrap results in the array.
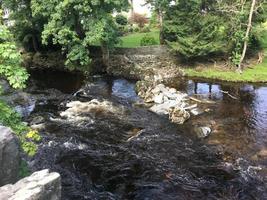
[
  {"xmin": 31, "ymin": 0, "xmax": 129, "ymax": 68},
  {"xmin": 2, "ymin": 0, "xmax": 48, "ymax": 52},
  {"xmin": 140, "ymin": 25, "xmax": 151, "ymax": 33},
  {"xmin": 163, "ymin": 0, "xmax": 267, "ymax": 63},
  {"xmin": 0, "ymin": 25, "xmax": 29, "ymax": 89},
  {"xmin": 115, "ymin": 14, "xmax": 128, "ymax": 26},
  {"xmin": 149, "ymin": 10, "xmax": 159, "ymax": 29},
  {"xmin": 0, "ymin": 100, "xmax": 40, "ymax": 156},
  {"xmin": 19, "ymin": 160, "xmax": 31, "ymax": 178},
  {"xmin": 140, "ymin": 34, "xmax": 157, "ymax": 46},
  {"xmin": 164, "ymin": 0, "xmax": 227, "ymax": 58}
]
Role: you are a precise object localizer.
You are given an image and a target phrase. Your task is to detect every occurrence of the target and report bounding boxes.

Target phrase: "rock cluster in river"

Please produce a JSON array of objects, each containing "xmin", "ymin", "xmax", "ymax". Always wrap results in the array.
[
  {"xmin": 0, "ymin": 169, "xmax": 61, "ymax": 200},
  {"xmin": 137, "ymin": 83, "xmax": 198, "ymax": 124},
  {"xmin": 0, "ymin": 126, "xmax": 20, "ymax": 186}
]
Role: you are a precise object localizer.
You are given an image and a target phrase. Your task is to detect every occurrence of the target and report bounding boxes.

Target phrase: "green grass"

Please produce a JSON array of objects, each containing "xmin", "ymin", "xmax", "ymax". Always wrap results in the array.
[
  {"xmin": 117, "ymin": 29, "xmax": 160, "ymax": 48},
  {"xmin": 184, "ymin": 22, "xmax": 267, "ymax": 83},
  {"xmin": 184, "ymin": 61, "xmax": 267, "ymax": 83}
]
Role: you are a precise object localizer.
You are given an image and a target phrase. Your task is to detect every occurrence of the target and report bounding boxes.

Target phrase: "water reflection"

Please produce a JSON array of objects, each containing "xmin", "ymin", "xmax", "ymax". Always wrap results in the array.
[{"xmin": 178, "ymin": 79, "xmax": 267, "ymax": 164}]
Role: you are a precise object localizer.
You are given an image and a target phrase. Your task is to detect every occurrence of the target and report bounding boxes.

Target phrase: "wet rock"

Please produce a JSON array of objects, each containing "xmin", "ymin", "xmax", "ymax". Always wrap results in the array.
[
  {"xmin": 0, "ymin": 169, "xmax": 61, "ymax": 200},
  {"xmin": 0, "ymin": 126, "xmax": 20, "ymax": 186},
  {"xmin": 169, "ymin": 107, "xmax": 190, "ymax": 124},
  {"xmin": 154, "ymin": 93, "xmax": 164, "ymax": 104},
  {"xmin": 0, "ymin": 79, "xmax": 13, "ymax": 94},
  {"xmin": 190, "ymin": 108, "xmax": 204, "ymax": 116},
  {"xmin": 194, "ymin": 127, "xmax": 212, "ymax": 138},
  {"xmin": 0, "ymin": 92, "xmax": 36, "ymax": 117}
]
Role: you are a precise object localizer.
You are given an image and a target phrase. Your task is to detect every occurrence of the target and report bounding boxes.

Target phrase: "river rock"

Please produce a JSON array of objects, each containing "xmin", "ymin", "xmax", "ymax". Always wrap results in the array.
[
  {"xmin": 195, "ymin": 127, "xmax": 212, "ymax": 138},
  {"xmin": 169, "ymin": 107, "xmax": 190, "ymax": 124},
  {"xmin": 154, "ymin": 93, "xmax": 164, "ymax": 104},
  {"xmin": 150, "ymin": 100, "xmax": 179, "ymax": 115},
  {"xmin": 0, "ymin": 169, "xmax": 61, "ymax": 200},
  {"xmin": 0, "ymin": 126, "xmax": 20, "ymax": 186},
  {"xmin": 0, "ymin": 79, "xmax": 12, "ymax": 95},
  {"xmin": 190, "ymin": 108, "xmax": 204, "ymax": 116}
]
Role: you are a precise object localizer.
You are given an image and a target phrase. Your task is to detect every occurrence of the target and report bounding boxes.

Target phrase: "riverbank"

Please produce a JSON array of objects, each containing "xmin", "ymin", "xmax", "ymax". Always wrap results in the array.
[{"xmin": 184, "ymin": 58, "xmax": 267, "ymax": 83}]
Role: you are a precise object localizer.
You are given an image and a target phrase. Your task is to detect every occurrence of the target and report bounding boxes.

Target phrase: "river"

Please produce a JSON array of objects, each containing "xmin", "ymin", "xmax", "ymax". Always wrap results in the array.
[{"xmin": 24, "ymin": 70, "xmax": 267, "ymax": 199}]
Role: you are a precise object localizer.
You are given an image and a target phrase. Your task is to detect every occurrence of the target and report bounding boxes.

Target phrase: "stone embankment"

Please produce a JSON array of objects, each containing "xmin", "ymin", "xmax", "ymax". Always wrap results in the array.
[
  {"xmin": 0, "ymin": 126, "xmax": 61, "ymax": 200},
  {"xmin": 0, "ymin": 169, "xmax": 61, "ymax": 200}
]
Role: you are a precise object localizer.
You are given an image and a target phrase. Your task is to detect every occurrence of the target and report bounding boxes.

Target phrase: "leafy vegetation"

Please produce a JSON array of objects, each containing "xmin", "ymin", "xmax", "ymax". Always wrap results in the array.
[
  {"xmin": 30, "ymin": 0, "xmax": 129, "ymax": 68},
  {"xmin": 0, "ymin": 19, "xmax": 39, "ymax": 156},
  {"xmin": 184, "ymin": 21, "xmax": 267, "ymax": 82},
  {"xmin": 0, "ymin": 100, "xmax": 40, "ymax": 156},
  {"xmin": 0, "ymin": 25, "xmax": 29, "ymax": 89},
  {"xmin": 140, "ymin": 34, "xmax": 158, "ymax": 46},
  {"xmin": 163, "ymin": 0, "xmax": 267, "ymax": 69},
  {"xmin": 115, "ymin": 14, "xmax": 128, "ymax": 26}
]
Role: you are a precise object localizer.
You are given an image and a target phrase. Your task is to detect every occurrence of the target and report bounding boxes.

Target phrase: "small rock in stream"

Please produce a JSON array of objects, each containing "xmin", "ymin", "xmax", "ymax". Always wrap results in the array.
[{"xmin": 195, "ymin": 127, "xmax": 212, "ymax": 138}]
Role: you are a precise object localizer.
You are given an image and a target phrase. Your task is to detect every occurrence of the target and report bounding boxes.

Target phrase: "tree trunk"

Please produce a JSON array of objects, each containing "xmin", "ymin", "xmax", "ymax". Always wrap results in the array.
[
  {"xmin": 101, "ymin": 43, "xmax": 110, "ymax": 67},
  {"xmin": 237, "ymin": 0, "xmax": 256, "ymax": 73},
  {"xmin": 129, "ymin": 0, "xmax": 134, "ymax": 15},
  {"xmin": 32, "ymin": 35, "xmax": 39, "ymax": 52},
  {"xmin": 158, "ymin": 9, "xmax": 164, "ymax": 45}
]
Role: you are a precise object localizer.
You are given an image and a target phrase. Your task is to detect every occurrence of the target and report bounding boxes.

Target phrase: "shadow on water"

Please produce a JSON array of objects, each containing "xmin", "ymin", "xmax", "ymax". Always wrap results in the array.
[{"xmin": 26, "ymin": 70, "xmax": 267, "ymax": 200}]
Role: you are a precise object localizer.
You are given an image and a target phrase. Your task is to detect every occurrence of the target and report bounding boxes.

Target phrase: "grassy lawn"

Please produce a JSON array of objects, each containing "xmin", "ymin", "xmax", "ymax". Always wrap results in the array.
[
  {"xmin": 184, "ymin": 22, "xmax": 267, "ymax": 83},
  {"xmin": 117, "ymin": 29, "xmax": 160, "ymax": 48}
]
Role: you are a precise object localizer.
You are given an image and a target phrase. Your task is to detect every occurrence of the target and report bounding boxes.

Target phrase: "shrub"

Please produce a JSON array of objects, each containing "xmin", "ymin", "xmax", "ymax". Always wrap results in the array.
[
  {"xmin": 129, "ymin": 12, "xmax": 148, "ymax": 28},
  {"xmin": 115, "ymin": 14, "xmax": 128, "ymax": 26},
  {"xmin": 140, "ymin": 25, "xmax": 150, "ymax": 33},
  {"xmin": 140, "ymin": 34, "xmax": 157, "ymax": 46},
  {"xmin": 133, "ymin": 26, "xmax": 140, "ymax": 33}
]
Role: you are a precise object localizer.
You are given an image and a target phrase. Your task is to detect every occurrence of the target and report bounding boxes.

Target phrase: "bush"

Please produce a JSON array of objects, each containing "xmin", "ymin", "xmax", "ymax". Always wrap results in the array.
[
  {"xmin": 133, "ymin": 25, "xmax": 140, "ymax": 33},
  {"xmin": 140, "ymin": 35, "xmax": 157, "ymax": 46},
  {"xmin": 129, "ymin": 12, "xmax": 148, "ymax": 28},
  {"xmin": 115, "ymin": 14, "xmax": 128, "ymax": 26},
  {"xmin": 140, "ymin": 25, "xmax": 151, "ymax": 33}
]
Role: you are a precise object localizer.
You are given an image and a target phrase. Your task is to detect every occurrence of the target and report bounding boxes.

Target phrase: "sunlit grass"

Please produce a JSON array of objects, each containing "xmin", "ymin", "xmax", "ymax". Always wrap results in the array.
[{"xmin": 117, "ymin": 29, "xmax": 160, "ymax": 48}]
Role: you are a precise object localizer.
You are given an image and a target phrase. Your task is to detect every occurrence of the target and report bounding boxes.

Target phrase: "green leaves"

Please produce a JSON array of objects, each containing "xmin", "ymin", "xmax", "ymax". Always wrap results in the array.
[
  {"xmin": 0, "ymin": 101, "xmax": 40, "ymax": 156},
  {"xmin": 31, "ymin": 0, "xmax": 128, "ymax": 68},
  {"xmin": 0, "ymin": 25, "xmax": 29, "ymax": 89}
]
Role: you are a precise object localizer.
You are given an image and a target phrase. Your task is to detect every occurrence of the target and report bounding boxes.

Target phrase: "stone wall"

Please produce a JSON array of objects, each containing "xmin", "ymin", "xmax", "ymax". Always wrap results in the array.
[
  {"xmin": 22, "ymin": 45, "xmax": 180, "ymax": 75},
  {"xmin": 0, "ymin": 169, "xmax": 61, "ymax": 200},
  {"xmin": 0, "ymin": 126, "xmax": 20, "ymax": 186}
]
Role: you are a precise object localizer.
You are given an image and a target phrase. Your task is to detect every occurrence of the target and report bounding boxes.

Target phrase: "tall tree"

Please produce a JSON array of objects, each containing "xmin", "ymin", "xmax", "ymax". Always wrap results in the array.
[
  {"xmin": 238, "ymin": 0, "xmax": 257, "ymax": 72},
  {"xmin": 2, "ymin": 0, "xmax": 49, "ymax": 52},
  {"xmin": 31, "ymin": 0, "xmax": 129, "ymax": 69},
  {"xmin": 145, "ymin": 0, "xmax": 170, "ymax": 44},
  {"xmin": 163, "ymin": 0, "xmax": 227, "ymax": 58}
]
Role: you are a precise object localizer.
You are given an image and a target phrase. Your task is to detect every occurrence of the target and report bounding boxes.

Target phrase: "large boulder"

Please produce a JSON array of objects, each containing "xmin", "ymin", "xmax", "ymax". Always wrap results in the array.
[
  {"xmin": 0, "ymin": 169, "xmax": 61, "ymax": 200},
  {"xmin": 0, "ymin": 126, "xmax": 20, "ymax": 186}
]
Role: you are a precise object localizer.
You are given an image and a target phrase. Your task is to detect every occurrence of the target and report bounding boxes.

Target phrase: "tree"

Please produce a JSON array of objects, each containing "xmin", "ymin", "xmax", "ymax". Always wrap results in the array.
[
  {"xmin": 115, "ymin": 14, "xmax": 128, "ymax": 26},
  {"xmin": 163, "ymin": 0, "xmax": 267, "ymax": 65},
  {"xmin": 163, "ymin": 0, "xmax": 227, "ymax": 58},
  {"xmin": 129, "ymin": 12, "xmax": 148, "ymax": 28},
  {"xmin": 31, "ymin": 0, "xmax": 129, "ymax": 68},
  {"xmin": 2, "ymin": 0, "xmax": 49, "ymax": 52},
  {"xmin": 145, "ymin": 0, "xmax": 170, "ymax": 44}
]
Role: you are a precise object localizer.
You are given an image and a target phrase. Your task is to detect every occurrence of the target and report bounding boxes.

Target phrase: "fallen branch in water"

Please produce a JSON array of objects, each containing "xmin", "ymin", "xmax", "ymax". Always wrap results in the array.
[{"xmin": 220, "ymin": 90, "xmax": 238, "ymax": 100}]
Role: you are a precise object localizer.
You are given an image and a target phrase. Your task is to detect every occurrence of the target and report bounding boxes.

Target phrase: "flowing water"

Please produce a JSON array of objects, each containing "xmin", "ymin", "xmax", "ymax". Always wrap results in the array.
[{"xmin": 24, "ymin": 70, "xmax": 267, "ymax": 199}]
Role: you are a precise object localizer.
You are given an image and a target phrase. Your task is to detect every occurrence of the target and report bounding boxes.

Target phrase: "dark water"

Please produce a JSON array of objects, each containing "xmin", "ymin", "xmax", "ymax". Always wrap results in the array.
[{"xmin": 25, "ymin": 71, "xmax": 267, "ymax": 199}]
